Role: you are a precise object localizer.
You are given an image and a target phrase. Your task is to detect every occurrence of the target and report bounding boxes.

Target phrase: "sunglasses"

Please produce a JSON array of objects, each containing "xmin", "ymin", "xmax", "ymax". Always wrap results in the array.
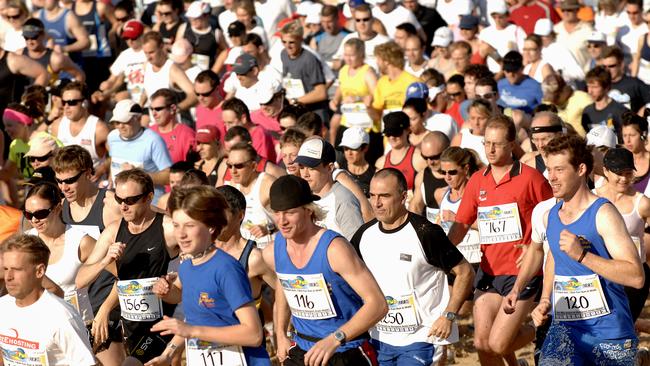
[
  {"xmin": 24, "ymin": 34, "xmax": 40, "ymax": 41},
  {"xmin": 355, "ymin": 17, "xmax": 371, "ymax": 22},
  {"xmin": 55, "ymin": 171, "xmax": 84, "ymax": 185},
  {"xmin": 226, "ymin": 160, "xmax": 252, "ymax": 169},
  {"xmin": 159, "ymin": 11, "xmax": 173, "ymax": 16},
  {"xmin": 5, "ymin": 14, "xmax": 21, "ymax": 20},
  {"xmin": 447, "ymin": 91, "xmax": 462, "ymax": 99},
  {"xmin": 114, "ymin": 192, "xmax": 148, "ymax": 205},
  {"xmin": 24, "ymin": 207, "xmax": 53, "ymax": 220},
  {"xmin": 28, "ymin": 152, "xmax": 52, "ymax": 163},
  {"xmin": 151, "ymin": 105, "xmax": 170, "ymax": 112},
  {"xmin": 62, "ymin": 98, "xmax": 84, "ymax": 106},
  {"xmin": 476, "ymin": 92, "xmax": 495, "ymax": 99},
  {"xmin": 421, "ymin": 153, "xmax": 441, "ymax": 161},
  {"xmin": 587, "ymin": 43, "xmax": 602, "ymax": 48},
  {"xmin": 194, "ymin": 87, "xmax": 215, "ymax": 97},
  {"xmin": 116, "ymin": 16, "xmax": 129, "ymax": 22},
  {"xmin": 438, "ymin": 169, "xmax": 459, "ymax": 176}
]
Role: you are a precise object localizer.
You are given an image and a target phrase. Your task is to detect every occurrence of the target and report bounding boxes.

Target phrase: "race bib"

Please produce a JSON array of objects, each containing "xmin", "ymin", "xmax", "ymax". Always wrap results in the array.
[
  {"xmin": 283, "ymin": 78, "xmax": 305, "ymax": 99},
  {"xmin": 277, "ymin": 273, "xmax": 337, "ymax": 319},
  {"xmin": 457, "ymin": 230, "xmax": 481, "ymax": 264},
  {"xmin": 0, "ymin": 334, "xmax": 48, "ymax": 366},
  {"xmin": 64, "ymin": 288, "xmax": 94, "ymax": 324},
  {"xmin": 375, "ymin": 293, "xmax": 420, "ymax": 334},
  {"xmin": 192, "ymin": 54, "xmax": 210, "ymax": 71},
  {"xmin": 117, "ymin": 278, "xmax": 163, "ymax": 322},
  {"xmin": 553, "ymin": 274, "xmax": 611, "ymax": 321},
  {"xmin": 477, "ymin": 203, "xmax": 523, "ymax": 244},
  {"xmin": 185, "ymin": 339, "xmax": 247, "ymax": 366},
  {"xmin": 341, "ymin": 103, "xmax": 372, "ymax": 129},
  {"xmin": 425, "ymin": 208, "xmax": 440, "ymax": 226}
]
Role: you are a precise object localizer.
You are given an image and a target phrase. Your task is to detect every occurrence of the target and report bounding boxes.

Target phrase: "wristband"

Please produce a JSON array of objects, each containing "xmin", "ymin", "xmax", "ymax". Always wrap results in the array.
[{"xmin": 577, "ymin": 248, "xmax": 588, "ymax": 263}]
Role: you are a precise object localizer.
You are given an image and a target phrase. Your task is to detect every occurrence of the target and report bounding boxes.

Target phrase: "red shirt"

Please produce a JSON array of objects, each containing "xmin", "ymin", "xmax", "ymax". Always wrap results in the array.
[
  {"xmin": 510, "ymin": 1, "xmax": 561, "ymax": 35},
  {"xmin": 250, "ymin": 125, "xmax": 277, "ymax": 162},
  {"xmin": 383, "ymin": 145, "xmax": 417, "ymax": 190},
  {"xmin": 150, "ymin": 123, "xmax": 196, "ymax": 163},
  {"xmin": 196, "ymin": 105, "xmax": 226, "ymax": 142},
  {"xmin": 445, "ymin": 101, "xmax": 464, "ymax": 129},
  {"xmin": 455, "ymin": 161, "xmax": 552, "ymax": 276}
]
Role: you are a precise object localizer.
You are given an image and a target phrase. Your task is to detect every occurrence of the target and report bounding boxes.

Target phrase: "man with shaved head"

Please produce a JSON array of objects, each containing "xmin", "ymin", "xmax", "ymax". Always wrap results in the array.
[
  {"xmin": 521, "ymin": 111, "xmax": 565, "ymax": 177},
  {"xmin": 409, "ymin": 131, "xmax": 450, "ymax": 222}
]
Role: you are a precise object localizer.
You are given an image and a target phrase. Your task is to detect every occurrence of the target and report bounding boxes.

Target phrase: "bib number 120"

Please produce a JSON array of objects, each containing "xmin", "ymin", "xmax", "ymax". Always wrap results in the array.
[
  {"xmin": 564, "ymin": 296, "xmax": 589, "ymax": 310},
  {"xmin": 293, "ymin": 294, "xmax": 314, "ymax": 309}
]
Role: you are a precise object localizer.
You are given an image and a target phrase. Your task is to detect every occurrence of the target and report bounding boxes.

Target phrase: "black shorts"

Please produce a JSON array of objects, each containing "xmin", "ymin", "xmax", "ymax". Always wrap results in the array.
[
  {"xmin": 284, "ymin": 340, "xmax": 378, "ymax": 366},
  {"xmin": 473, "ymin": 267, "xmax": 542, "ymax": 300},
  {"xmin": 121, "ymin": 319, "xmax": 172, "ymax": 362},
  {"xmin": 86, "ymin": 319, "xmax": 123, "ymax": 353},
  {"xmin": 448, "ymin": 263, "xmax": 481, "ymax": 301},
  {"xmin": 625, "ymin": 262, "xmax": 650, "ymax": 321}
]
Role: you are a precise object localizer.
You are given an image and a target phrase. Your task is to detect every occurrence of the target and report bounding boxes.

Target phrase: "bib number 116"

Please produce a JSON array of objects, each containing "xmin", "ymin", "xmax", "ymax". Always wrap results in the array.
[{"xmin": 294, "ymin": 294, "xmax": 314, "ymax": 309}]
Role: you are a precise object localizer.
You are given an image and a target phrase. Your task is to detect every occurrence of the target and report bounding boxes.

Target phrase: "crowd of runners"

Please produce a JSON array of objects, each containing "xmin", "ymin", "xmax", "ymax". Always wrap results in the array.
[{"xmin": 1, "ymin": 0, "xmax": 650, "ymax": 365}]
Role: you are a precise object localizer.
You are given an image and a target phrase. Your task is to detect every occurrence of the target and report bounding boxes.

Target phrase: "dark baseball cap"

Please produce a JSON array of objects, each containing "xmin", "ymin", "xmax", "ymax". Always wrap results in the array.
[
  {"xmin": 232, "ymin": 53, "xmax": 258, "ymax": 75},
  {"xmin": 270, "ymin": 175, "xmax": 320, "ymax": 211},
  {"xmin": 502, "ymin": 51, "xmax": 524, "ymax": 72},
  {"xmin": 383, "ymin": 111, "xmax": 410, "ymax": 137},
  {"xmin": 604, "ymin": 147, "xmax": 636, "ymax": 173},
  {"xmin": 228, "ymin": 21, "xmax": 246, "ymax": 37},
  {"xmin": 25, "ymin": 166, "xmax": 56, "ymax": 186},
  {"xmin": 22, "ymin": 18, "xmax": 45, "ymax": 39},
  {"xmin": 459, "ymin": 15, "xmax": 479, "ymax": 30}
]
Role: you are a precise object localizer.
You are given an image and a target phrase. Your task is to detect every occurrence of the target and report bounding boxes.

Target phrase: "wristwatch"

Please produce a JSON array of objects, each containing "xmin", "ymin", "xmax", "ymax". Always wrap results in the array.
[
  {"xmin": 333, "ymin": 329, "xmax": 347, "ymax": 345},
  {"xmin": 443, "ymin": 311, "xmax": 457, "ymax": 321}
]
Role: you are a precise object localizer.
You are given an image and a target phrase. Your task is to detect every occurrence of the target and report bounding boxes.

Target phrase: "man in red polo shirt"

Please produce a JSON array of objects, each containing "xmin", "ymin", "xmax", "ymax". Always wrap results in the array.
[
  {"xmin": 509, "ymin": 0, "xmax": 560, "ymax": 35},
  {"xmin": 447, "ymin": 115, "xmax": 552, "ymax": 366}
]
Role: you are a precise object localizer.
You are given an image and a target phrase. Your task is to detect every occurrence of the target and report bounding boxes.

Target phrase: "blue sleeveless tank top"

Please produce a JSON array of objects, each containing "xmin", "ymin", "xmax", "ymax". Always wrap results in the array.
[
  {"xmin": 274, "ymin": 230, "xmax": 365, "ymax": 351},
  {"xmin": 547, "ymin": 198, "xmax": 636, "ymax": 339},
  {"xmin": 38, "ymin": 8, "xmax": 74, "ymax": 47}
]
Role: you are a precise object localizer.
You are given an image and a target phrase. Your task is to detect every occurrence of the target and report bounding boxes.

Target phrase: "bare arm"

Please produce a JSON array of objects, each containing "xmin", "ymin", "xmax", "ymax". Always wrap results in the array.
[
  {"xmin": 408, "ymin": 171, "xmax": 425, "ymax": 214},
  {"xmin": 64, "ymin": 12, "xmax": 90, "ymax": 53},
  {"xmin": 444, "ymin": 260, "xmax": 474, "ymax": 314},
  {"xmin": 43, "ymin": 276, "xmax": 65, "ymax": 297},
  {"xmin": 76, "ymin": 223, "xmax": 119, "ymax": 289},
  {"xmin": 78, "ymin": 235, "xmax": 96, "ymax": 263},
  {"xmin": 447, "ymin": 222, "xmax": 470, "ymax": 246},
  {"xmin": 7, "ymin": 53, "xmax": 48, "ymax": 86},
  {"xmin": 170, "ymin": 64, "xmax": 197, "ymax": 110},
  {"xmin": 297, "ymin": 83, "xmax": 327, "ymax": 105},
  {"xmin": 150, "ymin": 167, "xmax": 171, "ymax": 186},
  {"xmin": 631, "ymin": 35, "xmax": 645, "ymax": 77},
  {"xmin": 51, "ymin": 51, "xmax": 85, "ymax": 82}
]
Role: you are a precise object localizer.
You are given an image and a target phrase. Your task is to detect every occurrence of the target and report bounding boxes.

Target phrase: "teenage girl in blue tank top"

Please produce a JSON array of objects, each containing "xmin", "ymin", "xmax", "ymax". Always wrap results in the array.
[{"xmin": 149, "ymin": 186, "xmax": 270, "ymax": 365}]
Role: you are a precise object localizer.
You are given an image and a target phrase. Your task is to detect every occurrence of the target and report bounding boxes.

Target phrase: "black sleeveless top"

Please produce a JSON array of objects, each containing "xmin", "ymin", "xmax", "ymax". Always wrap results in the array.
[
  {"xmin": 340, "ymin": 160, "xmax": 375, "ymax": 197},
  {"xmin": 423, "ymin": 167, "xmax": 447, "ymax": 210},
  {"xmin": 62, "ymin": 188, "xmax": 107, "ymax": 232},
  {"xmin": 160, "ymin": 21, "xmax": 181, "ymax": 47},
  {"xmin": 183, "ymin": 24, "xmax": 219, "ymax": 68},
  {"xmin": 238, "ymin": 239, "xmax": 256, "ymax": 271},
  {"xmin": 534, "ymin": 154, "xmax": 546, "ymax": 174}
]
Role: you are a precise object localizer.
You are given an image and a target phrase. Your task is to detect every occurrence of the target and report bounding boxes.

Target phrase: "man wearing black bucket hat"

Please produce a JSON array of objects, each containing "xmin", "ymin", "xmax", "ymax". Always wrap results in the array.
[{"xmin": 262, "ymin": 175, "xmax": 387, "ymax": 366}]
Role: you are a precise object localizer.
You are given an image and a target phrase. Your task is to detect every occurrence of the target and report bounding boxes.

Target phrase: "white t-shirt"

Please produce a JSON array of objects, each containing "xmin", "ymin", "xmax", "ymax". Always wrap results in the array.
[
  {"xmin": 110, "ymin": 47, "xmax": 147, "ymax": 103},
  {"xmin": 530, "ymin": 197, "xmax": 557, "ymax": 264},
  {"xmin": 541, "ymin": 42, "xmax": 585, "ymax": 86},
  {"xmin": 616, "ymin": 23, "xmax": 649, "ymax": 60},
  {"xmin": 425, "ymin": 113, "xmax": 458, "ymax": 140},
  {"xmin": 0, "ymin": 291, "xmax": 95, "ymax": 366},
  {"xmin": 332, "ymin": 32, "xmax": 391, "ymax": 72},
  {"xmin": 435, "ymin": 0, "xmax": 472, "ymax": 27},
  {"xmin": 594, "ymin": 10, "xmax": 627, "ymax": 46},
  {"xmin": 372, "ymin": 5, "xmax": 421, "ymax": 39},
  {"xmin": 478, "ymin": 23, "xmax": 526, "ymax": 73},
  {"xmin": 224, "ymin": 67, "xmax": 282, "ymax": 111},
  {"xmin": 255, "ymin": 0, "xmax": 295, "ymax": 47},
  {"xmin": 219, "ymin": 9, "xmax": 237, "ymax": 47}
]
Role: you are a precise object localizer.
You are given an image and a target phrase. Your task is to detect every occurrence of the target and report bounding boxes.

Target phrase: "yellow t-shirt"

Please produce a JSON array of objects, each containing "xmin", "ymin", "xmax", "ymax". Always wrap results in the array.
[
  {"xmin": 339, "ymin": 64, "xmax": 375, "ymax": 128},
  {"xmin": 557, "ymin": 90, "xmax": 592, "ymax": 137},
  {"xmin": 9, "ymin": 138, "xmax": 31, "ymax": 178},
  {"xmin": 372, "ymin": 71, "xmax": 420, "ymax": 132}
]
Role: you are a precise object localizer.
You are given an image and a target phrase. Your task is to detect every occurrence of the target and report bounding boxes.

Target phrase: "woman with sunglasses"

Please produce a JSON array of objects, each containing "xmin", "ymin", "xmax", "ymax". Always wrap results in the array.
[
  {"xmin": 594, "ymin": 147, "xmax": 650, "ymax": 330},
  {"xmin": 148, "ymin": 186, "xmax": 270, "ymax": 365},
  {"xmin": 25, "ymin": 134, "xmax": 60, "ymax": 170},
  {"xmin": 451, "ymin": 98, "xmax": 491, "ymax": 166},
  {"xmin": 24, "ymin": 182, "xmax": 96, "ymax": 324}
]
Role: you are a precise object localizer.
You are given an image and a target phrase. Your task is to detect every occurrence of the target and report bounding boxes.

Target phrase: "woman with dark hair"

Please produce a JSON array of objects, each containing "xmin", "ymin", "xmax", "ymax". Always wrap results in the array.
[
  {"xmin": 620, "ymin": 111, "xmax": 650, "ymax": 194},
  {"xmin": 149, "ymin": 186, "xmax": 270, "ymax": 365},
  {"xmin": 24, "ymin": 182, "xmax": 96, "ymax": 323}
]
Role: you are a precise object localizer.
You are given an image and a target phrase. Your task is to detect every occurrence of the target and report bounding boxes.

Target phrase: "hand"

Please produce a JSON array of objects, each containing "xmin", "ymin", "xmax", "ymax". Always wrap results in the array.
[
  {"xmin": 101, "ymin": 242, "xmax": 125, "ymax": 265},
  {"xmin": 249, "ymin": 225, "xmax": 269, "ymax": 238},
  {"xmin": 150, "ymin": 316, "xmax": 193, "ymax": 338},
  {"xmin": 328, "ymin": 99, "xmax": 338, "ymax": 111},
  {"xmin": 304, "ymin": 334, "xmax": 340, "ymax": 366},
  {"xmin": 144, "ymin": 351, "xmax": 173, "ymax": 366},
  {"xmin": 531, "ymin": 299, "xmax": 551, "ymax": 327},
  {"xmin": 91, "ymin": 311, "xmax": 109, "ymax": 349},
  {"xmin": 153, "ymin": 273, "xmax": 177, "ymax": 298},
  {"xmin": 276, "ymin": 334, "xmax": 292, "ymax": 365},
  {"xmin": 441, "ymin": 210, "xmax": 456, "ymax": 222},
  {"xmin": 514, "ymin": 244, "xmax": 527, "ymax": 268},
  {"xmin": 341, "ymin": 95, "xmax": 357, "ymax": 104},
  {"xmin": 429, "ymin": 316, "xmax": 452, "ymax": 339},
  {"xmin": 91, "ymin": 164, "xmax": 108, "ymax": 182},
  {"xmin": 362, "ymin": 95, "xmax": 372, "ymax": 107},
  {"xmin": 91, "ymin": 91, "xmax": 105, "ymax": 104},
  {"xmin": 559, "ymin": 230, "xmax": 585, "ymax": 261},
  {"xmin": 503, "ymin": 290, "xmax": 519, "ymax": 314}
]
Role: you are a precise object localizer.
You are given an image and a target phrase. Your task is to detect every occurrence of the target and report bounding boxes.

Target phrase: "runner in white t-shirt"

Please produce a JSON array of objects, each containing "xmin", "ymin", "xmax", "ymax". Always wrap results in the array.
[{"xmin": 0, "ymin": 234, "xmax": 95, "ymax": 366}]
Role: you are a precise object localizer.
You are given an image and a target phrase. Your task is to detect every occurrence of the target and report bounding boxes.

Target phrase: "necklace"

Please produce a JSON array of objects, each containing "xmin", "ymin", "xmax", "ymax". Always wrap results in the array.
[{"xmin": 180, "ymin": 244, "xmax": 216, "ymax": 262}]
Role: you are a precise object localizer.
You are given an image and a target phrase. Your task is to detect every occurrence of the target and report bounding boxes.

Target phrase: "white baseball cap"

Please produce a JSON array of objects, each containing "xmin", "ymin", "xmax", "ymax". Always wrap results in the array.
[
  {"xmin": 586, "ymin": 125, "xmax": 617, "ymax": 149},
  {"xmin": 587, "ymin": 31, "xmax": 606, "ymax": 43},
  {"xmin": 257, "ymin": 79, "xmax": 283, "ymax": 105},
  {"xmin": 534, "ymin": 18, "xmax": 553, "ymax": 36},
  {"xmin": 185, "ymin": 1, "xmax": 210, "ymax": 18},
  {"xmin": 488, "ymin": 0, "xmax": 508, "ymax": 15},
  {"xmin": 339, "ymin": 127, "xmax": 370, "ymax": 149},
  {"xmin": 111, "ymin": 99, "xmax": 143, "ymax": 123},
  {"xmin": 431, "ymin": 26, "xmax": 453, "ymax": 47}
]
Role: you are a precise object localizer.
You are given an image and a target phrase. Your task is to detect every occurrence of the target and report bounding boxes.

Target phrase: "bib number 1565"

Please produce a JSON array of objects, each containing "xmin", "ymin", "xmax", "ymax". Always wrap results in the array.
[{"xmin": 121, "ymin": 298, "xmax": 150, "ymax": 312}]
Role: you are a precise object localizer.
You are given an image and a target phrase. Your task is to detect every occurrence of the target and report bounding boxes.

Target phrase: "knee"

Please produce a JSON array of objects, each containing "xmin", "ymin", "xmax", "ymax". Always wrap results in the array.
[
  {"xmin": 473, "ymin": 336, "xmax": 492, "ymax": 353},
  {"xmin": 488, "ymin": 337, "xmax": 511, "ymax": 356}
]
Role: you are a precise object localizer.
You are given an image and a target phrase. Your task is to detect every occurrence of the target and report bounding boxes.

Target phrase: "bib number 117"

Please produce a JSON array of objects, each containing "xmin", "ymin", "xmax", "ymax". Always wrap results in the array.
[{"xmin": 200, "ymin": 351, "xmax": 223, "ymax": 366}]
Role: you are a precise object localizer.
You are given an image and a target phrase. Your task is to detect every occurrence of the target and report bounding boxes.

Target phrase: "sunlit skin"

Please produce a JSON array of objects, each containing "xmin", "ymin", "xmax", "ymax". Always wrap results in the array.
[
  {"xmin": 227, "ymin": 149, "xmax": 256, "ymax": 185},
  {"xmin": 522, "ymin": 40, "xmax": 541, "ymax": 65},
  {"xmin": 280, "ymin": 144, "xmax": 300, "ymax": 176},
  {"xmin": 451, "ymin": 48, "xmax": 470, "ymax": 73},
  {"xmin": 475, "ymin": 85, "xmax": 498, "ymax": 105},
  {"xmin": 602, "ymin": 56, "xmax": 623, "ymax": 82},
  {"xmin": 369, "ymin": 175, "xmax": 407, "ymax": 226},
  {"xmin": 321, "ymin": 15, "xmax": 337, "ymax": 34},
  {"xmin": 460, "ymin": 27, "xmax": 477, "ymax": 42},
  {"xmin": 468, "ymin": 107, "xmax": 489, "ymax": 137},
  {"xmin": 587, "ymin": 42, "xmax": 604, "ymax": 60},
  {"xmin": 194, "ymin": 80, "xmax": 219, "ymax": 108},
  {"xmin": 62, "ymin": 89, "xmax": 87, "ymax": 122},
  {"xmin": 151, "ymin": 96, "xmax": 174, "ymax": 128},
  {"xmin": 273, "ymin": 206, "xmax": 312, "ymax": 240},
  {"xmin": 24, "ymin": 196, "xmax": 57, "ymax": 234},
  {"xmin": 343, "ymin": 45, "xmax": 363, "ymax": 68},
  {"xmin": 504, "ymin": 69, "xmax": 522, "ymax": 85},
  {"xmin": 343, "ymin": 147, "xmax": 366, "ymax": 166},
  {"xmin": 604, "ymin": 168, "xmax": 635, "ymax": 194},
  {"xmin": 492, "ymin": 12, "xmax": 509, "ymax": 29},
  {"xmin": 29, "ymin": 152, "xmax": 52, "ymax": 170},
  {"xmin": 197, "ymin": 141, "xmax": 219, "ymax": 161},
  {"xmin": 157, "ymin": 3, "xmax": 179, "ymax": 26},
  {"xmin": 281, "ymin": 34, "xmax": 303, "ymax": 59},
  {"xmin": 237, "ymin": 68, "xmax": 258, "ymax": 88},
  {"xmin": 353, "ymin": 10, "xmax": 373, "ymax": 37},
  {"xmin": 299, "ymin": 163, "xmax": 331, "ymax": 194},
  {"xmin": 279, "ymin": 117, "xmax": 297, "ymax": 131},
  {"xmin": 112, "ymin": 117, "xmax": 140, "ymax": 140},
  {"xmin": 143, "ymin": 40, "xmax": 166, "ymax": 67},
  {"xmin": 420, "ymin": 140, "xmax": 444, "ymax": 171},
  {"xmin": 172, "ymin": 209, "xmax": 213, "ymax": 256},
  {"xmin": 222, "ymin": 110, "xmax": 243, "ymax": 130},
  {"xmin": 55, "ymin": 169, "xmax": 89, "ymax": 202},
  {"xmin": 387, "ymin": 130, "xmax": 409, "ymax": 150},
  {"xmin": 546, "ymin": 151, "xmax": 585, "ymax": 198},
  {"xmin": 168, "ymin": 172, "xmax": 184, "ymax": 190},
  {"xmin": 587, "ymin": 81, "xmax": 608, "ymax": 102},
  {"xmin": 446, "ymin": 83, "xmax": 465, "ymax": 104},
  {"xmin": 440, "ymin": 161, "xmax": 469, "ymax": 191},
  {"xmin": 3, "ymin": 251, "xmax": 45, "ymax": 304},
  {"xmin": 531, "ymin": 131, "xmax": 557, "ymax": 152},
  {"xmin": 405, "ymin": 37, "xmax": 425, "ymax": 66},
  {"xmin": 483, "ymin": 127, "xmax": 513, "ymax": 166},
  {"xmin": 114, "ymin": 180, "xmax": 152, "ymax": 223},
  {"xmin": 622, "ymin": 125, "xmax": 645, "ymax": 153},
  {"xmin": 3, "ymin": 118, "xmax": 29, "ymax": 140},
  {"xmin": 403, "ymin": 106, "xmax": 426, "ymax": 135}
]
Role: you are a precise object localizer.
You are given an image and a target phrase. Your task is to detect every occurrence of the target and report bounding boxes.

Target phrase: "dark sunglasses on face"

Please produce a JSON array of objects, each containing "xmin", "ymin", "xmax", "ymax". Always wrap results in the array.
[
  {"xmin": 6, "ymin": 14, "xmax": 21, "ymax": 20},
  {"xmin": 604, "ymin": 63, "xmax": 618, "ymax": 69},
  {"xmin": 24, "ymin": 207, "xmax": 53, "ymax": 220},
  {"xmin": 116, "ymin": 16, "xmax": 129, "ymax": 22},
  {"xmin": 355, "ymin": 17, "xmax": 371, "ymax": 22},
  {"xmin": 28, "ymin": 152, "xmax": 53, "ymax": 163},
  {"xmin": 151, "ymin": 105, "xmax": 170, "ymax": 112},
  {"xmin": 421, "ymin": 153, "xmax": 441, "ymax": 161},
  {"xmin": 24, "ymin": 34, "xmax": 40, "ymax": 41},
  {"xmin": 447, "ymin": 91, "xmax": 462, "ymax": 99},
  {"xmin": 476, "ymin": 92, "xmax": 495, "ymax": 99},
  {"xmin": 115, "ymin": 192, "xmax": 148, "ymax": 205},
  {"xmin": 55, "ymin": 171, "xmax": 84, "ymax": 185},
  {"xmin": 227, "ymin": 160, "xmax": 252, "ymax": 169},
  {"xmin": 159, "ymin": 11, "xmax": 173, "ymax": 16},
  {"xmin": 62, "ymin": 98, "xmax": 84, "ymax": 106},
  {"xmin": 195, "ymin": 87, "xmax": 215, "ymax": 97},
  {"xmin": 438, "ymin": 169, "xmax": 459, "ymax": 176}
]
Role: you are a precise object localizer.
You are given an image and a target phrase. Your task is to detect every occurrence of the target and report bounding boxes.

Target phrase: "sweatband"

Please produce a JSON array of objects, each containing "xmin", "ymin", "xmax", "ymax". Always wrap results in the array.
[
  {"xmin": 531, "ymin": 125, "xmax": 562, "ymax": 134},
  {"xmin": 3, "ymin": 108, "xmax": 33, "ymax": 126}
]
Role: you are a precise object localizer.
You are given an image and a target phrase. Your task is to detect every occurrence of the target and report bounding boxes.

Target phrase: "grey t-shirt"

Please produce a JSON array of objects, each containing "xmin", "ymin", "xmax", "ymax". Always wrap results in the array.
[{"xmin": 316, "ymin": 182, "xmax": 364, "ymax": 240}]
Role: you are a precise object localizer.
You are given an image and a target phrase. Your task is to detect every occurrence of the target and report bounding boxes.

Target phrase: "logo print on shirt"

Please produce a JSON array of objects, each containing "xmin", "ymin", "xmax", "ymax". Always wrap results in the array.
[
  {"xmin": 479, "ymin": 190, "xmax": 487, "ymax": 201},
  {"xmin": 399, "ymin": 253, "xmax": 412, "ymax": 262},
  {"xmin": 198, "ymin": 292, "xmax": 215, "ymax": 308}
]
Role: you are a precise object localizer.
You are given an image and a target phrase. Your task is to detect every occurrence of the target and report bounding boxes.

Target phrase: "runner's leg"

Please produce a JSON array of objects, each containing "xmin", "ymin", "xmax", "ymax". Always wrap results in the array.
[
  {"xmin": 95, "ymin": 342, "xmax": 126, "ymax": 366},
  {"xmin": 473, "ymin": 291, "xmax": 505, "ymax": 366},
  {"xmin": 488, "ymin": 297, "xmax": 535, "ymax": 355}
]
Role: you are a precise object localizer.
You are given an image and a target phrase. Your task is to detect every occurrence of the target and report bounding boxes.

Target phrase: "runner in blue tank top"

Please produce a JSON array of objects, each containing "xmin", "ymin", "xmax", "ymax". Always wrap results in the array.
[
  {"xmin": 262, "ymin": 175, "xmax": 387, "ymax": 366},
  {"xmin": 531, "ymin": 135, "xmax": 643, "ymax": 365},
  {"xmin": 149, "ymin": 185, "xmax": 270, "ymax": 365}
]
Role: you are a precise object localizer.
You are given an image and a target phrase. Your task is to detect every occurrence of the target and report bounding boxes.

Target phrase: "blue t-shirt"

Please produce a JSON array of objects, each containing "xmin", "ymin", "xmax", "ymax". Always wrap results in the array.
[
  {"xmin": 107, "ymin": 128, "xmax": 172, "ymax": 203},
  {"xmin": 497, "ymin": 75, "xmax": 542, "ymax": 114},
  {"xmin": 180, "ymin": 250, "xmax": 270, "ymax": 365}
]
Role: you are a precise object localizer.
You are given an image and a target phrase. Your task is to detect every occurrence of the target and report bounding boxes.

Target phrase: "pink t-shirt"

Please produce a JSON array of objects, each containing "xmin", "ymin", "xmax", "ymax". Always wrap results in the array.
[
  {"xmin": 150, "ymin": 123, "xmax": 196, "ymax": 163},
  {"xmin": 196, "ymin": 105, "xmax": 226, "ymax": 142},
  {"xmin": 251, "ymin": 109, "xmax": 281, "ymax": 134},
  {"xmin": 250, "ymin": 125, "xmax": 277, "ymax": 162}
]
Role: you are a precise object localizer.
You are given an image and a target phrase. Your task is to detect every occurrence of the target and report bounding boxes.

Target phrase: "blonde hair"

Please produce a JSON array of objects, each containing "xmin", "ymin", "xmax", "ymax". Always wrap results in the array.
[
  {"xmin": 304, "ymin": 202, "xmax": 327, "ymax": 222},
  {"xmin": 280, "ymin": 20, "xmax": 303, "ymax": 38},
  {"xmin": 374, "ymin": 41, "xmax": 405, "ymax": 69}
]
